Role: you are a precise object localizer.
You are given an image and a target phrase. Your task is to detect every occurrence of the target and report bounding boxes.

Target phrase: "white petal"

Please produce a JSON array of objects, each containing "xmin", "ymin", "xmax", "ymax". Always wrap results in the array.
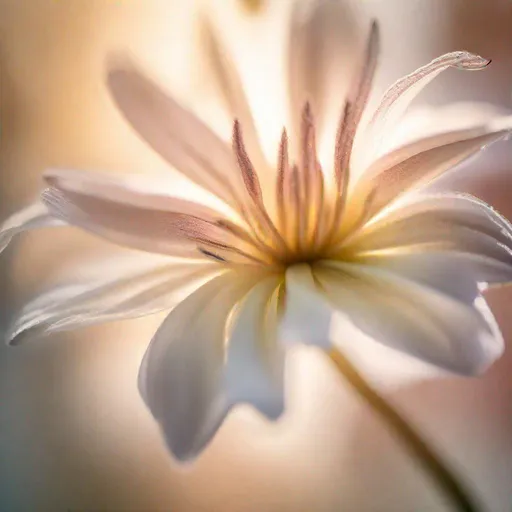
[
  {"xmin": 107, "ymin": 60, "xmax": 245, "ymax": 210},
  {"xmin": 287, "ymin": 0, "xmax": 363, "ymax": 155},
  {"xmin": 224, "ymin": 275, "xmax": 285, "ymax": 419},
  {"xmin": 279, "ymin": 264, "xmax": 333, "ymax": 349},
  {"xmin": 200, "ymin": 16, "xmax": 271, "ymax": 191},
  {"xmin": 316, "ymin": 261, "xmax": 503, "ymax": 375},
  {"xmin": 352, "ymin": 251, "xmax": 504, "ymax": 303},
  {"xmin": 349, "ymin": 118, "xmax": 512, "ymax": 220},
  {"xmin": 348, "ymin": 193, "xmax": 512, "ymax": 281},
  {"xmin": 0, "ymin": 201, "xmax": 62, "ymax": 254},
  {"xmin": 358, "ymin": 51, "xmax": 491, "ymax": 165},
  {"xmin": 382, "ymin": 102, "xmax": 512, "ymax": 152},
  {"xmin": 41, "ymin": 170, "xmax": 239, "ymax": 259},
  {"xmin": 7, "ymin": 256, "xmax": 216, "ymax": 345},
  {"xmin": 138, "ymin": 270, "xmax": 262, "ymax": 461}
]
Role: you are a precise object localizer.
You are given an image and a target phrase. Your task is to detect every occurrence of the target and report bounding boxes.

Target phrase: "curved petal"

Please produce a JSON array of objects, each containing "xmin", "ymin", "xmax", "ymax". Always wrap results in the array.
[
  {"xmin": 200, "ymin": 15, "xmax": 271, "ymax": 191},
  {"xmin": 348, "ymin": 117, "xmax": 512, "ymax": 221},
  {"xmin": 335, "ymin": 21, "xmax": 380, "ymax": 195},
  {"xmin": 44, "ymin": 169, "xmax": 226, "ymax": 218},
  {"xmin": 224, "ymin": 275, "xmax": 285, "ymax": 419},
  {"xmin": 316, "ymin": 261, "xmax": 503, "ymax": 375},
  {"xmin": 357, "ymin": 51, "xmax": 491, "ymax": 166},
  {"xmin": 41, "ymin": 170, "xmax": 254, "ymax": 261},
  {"xmin": 352, "ymin": 251, "xmax": 512, "ymax": 302},
  {"xmin": 279, "ymin": 264, "xmax": 333, "ymax": 349},
  {"xmin": 346, "ymin": 193, "xmax": 512, "ymax": 278},
  {"xmin": 7, "ymin": 256, "xmax": 216, "ymax": 345},
  {"xmin": 107, "ymin": 59, "xmax": 245, "ymax": 210},
  {"xmin": 138, "ymin": 270, "xmax": 264, "ymax": 461},
  {"xmin": 383, "ymin": 102, "xmax": 512, "ymax": 152},
  {"xmin": 360, "ymin": 192, "xmax": 512, "ymax": 247},
  {"xmin": 0, "ymin": 201, "xmax": 62, "ymax": 254}
]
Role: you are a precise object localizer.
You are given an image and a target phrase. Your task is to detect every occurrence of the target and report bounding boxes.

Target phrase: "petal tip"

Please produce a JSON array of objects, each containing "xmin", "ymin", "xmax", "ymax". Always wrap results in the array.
[{"xmin": 455, "ymin": 51, "xmax": 491, "ymax": 70}]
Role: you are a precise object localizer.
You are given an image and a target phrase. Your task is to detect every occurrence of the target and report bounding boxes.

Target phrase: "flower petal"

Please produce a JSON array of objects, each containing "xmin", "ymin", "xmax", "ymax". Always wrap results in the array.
[
  {"xmin": 383, "ymin": 102, "xmax": 512, "ymax": 152},
  {"xmin": 359, "ymin": 51, "xmax": 491, "ymax": 165},
  {"xmin": 224, "ymin": 275, "xmax": 285, "ymax": 419},
  {"xmin": 287, "ymin": 0, "xmax": 362, "ymax": 155},
  {"xmin": 334, "ymin": 21, "xmax": 380, "ymax": 195},
  {"xmin": 349, "ymin": 118, "xmax": 512, "ymax": 222},
  {"xmin": 200, "ymin": 15, "xmax": 271, "ymax": 191},
  {"xmin": 7, "ymin": 256, "xmax": 216, "ymax": 345},
  {"xmin": 279, "ymin": 264, "xmax": 333, "ymax": 349},
  {"xmin": 316, "ymin": 261, "xmax": 503, "ymax": 375},
  {"xmin": 41, "ymin": 170, "xmax": 254, "ymax": 261},
  {"xmin": 0, "ymin": 201, "xmax": 62, "ymax": 254},
  {"xmin": 346, "ymin": 193, "xmax": 512, "ymax": 281},
  {"xmin": 353, "ymin": 251, "xmax": 509, "ymax": 303},
  {"xmin": 107, "ymin": 59, "xmax": 244, "ymax": 209},
  {"xmin": 138, "ymin": 270, "xmax": 262, "ymax": 461}
]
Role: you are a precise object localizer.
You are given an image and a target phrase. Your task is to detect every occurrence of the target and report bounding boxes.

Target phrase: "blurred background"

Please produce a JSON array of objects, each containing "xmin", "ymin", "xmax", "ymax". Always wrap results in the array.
[{"xmin": 1, "ymin": 0, "xmax": 511, "ymax": 510}]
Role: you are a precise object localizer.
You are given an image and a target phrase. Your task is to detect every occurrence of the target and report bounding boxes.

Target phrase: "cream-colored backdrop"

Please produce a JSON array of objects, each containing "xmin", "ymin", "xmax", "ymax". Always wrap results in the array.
[{"xmin": 1, "ymin": 1, "xmax": 511, "ymax": 511}]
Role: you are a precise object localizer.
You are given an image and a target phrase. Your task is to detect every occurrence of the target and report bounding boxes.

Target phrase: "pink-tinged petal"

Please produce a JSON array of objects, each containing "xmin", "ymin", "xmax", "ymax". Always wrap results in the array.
[
  {"xmin": 335, "ymin": 21, "xmax": 379, "ymax": 195},
  {"xmin": 348, "ymin": 117, "xmax": 512, "ymax": 222},
  {"xmin": 7, "ymin": 256, "xmax": 216, "ymax": 346},
  {"xmin": 224, "ymin": 275, "xmax": 285, "ymax": 419},
  {"xmin": 287, "ymin": 0, "xmax": 362, "ymax": 156},
  {"xmin": 0, "ymin": 201, "xmax": 62, "ymax": 254},
  {"xmin": 358, "ymin": 51, "xmax": 491, "ymax": 165},
  {"xmin": 316, "ymin": 261, "xmax": 503, "ymax": 376},
  {"xmin": 138, "ymin": 270, "xmax": 264, "ymax": 461},
  {"xmin": 44, "ymin": 169, "xmax": 226, "ymax": 219},
  {"xmin": 107, "ymin": 59, "xmax": 244, "ymax": 209},
  {"xmin": 200, "ymin": 15, "xmax": 271, "ymax": 190},
  {"xmin": 41, "ymin": 170, "xmax": 258, "ymax": 262},
  {"xmin": 359, "ymin": 192, "xmax": 512, "ymax": 249}
]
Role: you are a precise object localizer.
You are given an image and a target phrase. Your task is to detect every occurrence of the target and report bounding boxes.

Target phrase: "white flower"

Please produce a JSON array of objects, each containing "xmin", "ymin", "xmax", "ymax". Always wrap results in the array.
[{"xmin": 2, "ymin": 4, "xmax": 512, "ymax": 462}]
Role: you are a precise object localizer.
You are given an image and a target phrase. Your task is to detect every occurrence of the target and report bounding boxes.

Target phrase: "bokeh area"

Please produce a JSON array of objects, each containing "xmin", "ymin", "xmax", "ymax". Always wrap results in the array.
[{"xmin": 1, "ymin": 1, "xmax": 512, "ymax": 511}]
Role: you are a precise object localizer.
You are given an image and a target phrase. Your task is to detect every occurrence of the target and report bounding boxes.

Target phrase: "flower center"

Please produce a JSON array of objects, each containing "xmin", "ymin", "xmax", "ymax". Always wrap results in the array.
[{"xmin": 191, "ymin": 105, "xmax": 362, "ymax": 269}]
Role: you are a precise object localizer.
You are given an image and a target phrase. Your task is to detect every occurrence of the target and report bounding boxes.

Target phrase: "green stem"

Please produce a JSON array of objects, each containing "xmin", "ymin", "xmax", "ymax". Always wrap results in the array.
[{"xmin": 328, "ymin": 348, "xmax": 481, "ymax": 512}]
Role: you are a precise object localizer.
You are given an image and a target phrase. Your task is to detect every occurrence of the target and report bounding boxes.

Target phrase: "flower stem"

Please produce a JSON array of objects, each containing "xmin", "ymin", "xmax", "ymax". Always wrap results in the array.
[{"xmin": 328, "ymin": 348, "xmax": 481, "ymax": 512}]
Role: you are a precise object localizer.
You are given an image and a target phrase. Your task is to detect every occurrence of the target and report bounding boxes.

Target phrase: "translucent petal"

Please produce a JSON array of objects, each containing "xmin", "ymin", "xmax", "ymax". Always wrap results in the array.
[
  {"xmin": 383, "ymin": 102, "xmax": 512, "ymax": 153},
  {"xmin": 357, "ymin": 51, "xmax": 491, "ymax": 167},
  {"xmin": 279, "ymin": 265, "xmax": 333, "ymax": 349},
  {"xmin": 7, "ymin": 256, "xmax": 216, "ymax": 345},
  {"xmin": 347, "ymin": 193, "xmax": 512, "ymax": 279},
  {"xmin": 0, "ymin": 201, "xmax": 62, "ymax": 254},
  {"xmin": 200, "ymin": 15, "xmax": 271, "ymax": 191},
  {"xmin": 41, "ymin": 170, "xmax": 241, "ymax": 259},
  {"xmin": 224, "ymin": 275, "xmax": 285, "ymax": 419},
  {"xmin": 316, "ymin": 261, "xmax": 503, "ymax": 375},
  {"xmin": 349, "ymin": 118, "xmax": 512, "ymax": 222},
  {"xmin": 107, "ymin": 60, "xmax": 245, "ymax": 209},
  {"xmin": 287, "ymin": 0, "xmax": 362, "ymax": 156},
  {"xmin": 138, "ymin": 270, "xmax": 264, "ymax": 461}
]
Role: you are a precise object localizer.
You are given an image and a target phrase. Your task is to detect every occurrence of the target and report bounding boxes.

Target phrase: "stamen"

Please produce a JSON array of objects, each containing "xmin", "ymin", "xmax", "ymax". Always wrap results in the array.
[
  {"xmin": 232, "ymin": 120, "xmax": 289, "ymax": 255},
  {"xmin": 327, "ymin": 21, "xmax": 380, "ymax": 248},
  {"xmin": 290, "ymin": 164, "xmax": 304, "ymax": 251},
  {"xmin": 300, "ymin": 102, "xmax": 324, "ymax": 246},
  {"xmin": 233, "ymin": 119, "xmax": 264, "ymax": 206},
  {"xmin": 216, "ymin": 218, "xmax": 281, "ymax": 261},
  {"xmin": 276, "ymin": 128, "xmax": 290, "ymax": 235},
  {"xmin": 335, "ymin": 21, "xmax": 379, "ymax": 196}
]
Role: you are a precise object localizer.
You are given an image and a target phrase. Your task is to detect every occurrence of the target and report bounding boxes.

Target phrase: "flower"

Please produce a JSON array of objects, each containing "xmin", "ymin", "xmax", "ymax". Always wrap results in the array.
[{"xmin": 2, "ymin": 3, "xmax": 512, "ymax": 462}]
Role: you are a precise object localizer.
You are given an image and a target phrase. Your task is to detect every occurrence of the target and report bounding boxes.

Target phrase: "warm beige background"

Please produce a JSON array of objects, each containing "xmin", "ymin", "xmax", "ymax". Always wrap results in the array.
[{"xmin": 1, "ymin": 1, "xmax": 512, "ymax": 511}]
